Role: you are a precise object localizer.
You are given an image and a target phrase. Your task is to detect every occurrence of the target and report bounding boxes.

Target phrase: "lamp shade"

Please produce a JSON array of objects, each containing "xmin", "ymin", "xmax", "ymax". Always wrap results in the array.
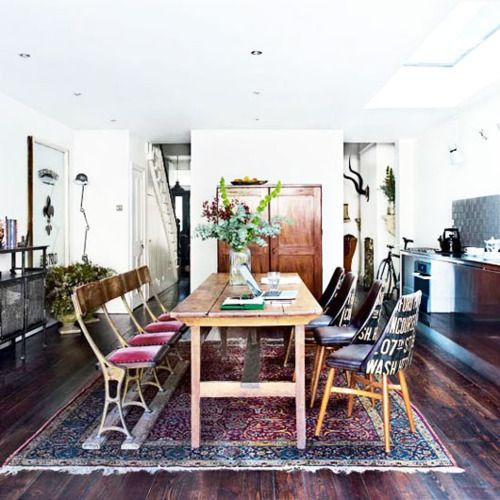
[{"xmin": 74, "ymin": 173, "xmax": 89, "ymax": 185}]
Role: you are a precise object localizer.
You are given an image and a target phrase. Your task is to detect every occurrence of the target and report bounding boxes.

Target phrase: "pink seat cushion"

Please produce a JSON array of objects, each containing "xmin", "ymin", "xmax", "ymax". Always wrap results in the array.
[
  {"xmin": 144, "ymin": 321, "xmax": 183, "ymax": 333},
  {"xmin": 158, "ymin": 312, "xmax": 173, "ymax": 321},
  {"xmin": 128, "ymin": 332, "xmax": 175, "ymax": 347},
  {"xmin": 107, "ymin": 346, "xmax": 161, "ymax": 365}
]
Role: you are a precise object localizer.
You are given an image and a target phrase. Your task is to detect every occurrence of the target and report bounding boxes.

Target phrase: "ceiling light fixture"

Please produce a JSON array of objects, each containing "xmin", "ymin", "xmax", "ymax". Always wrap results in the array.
[
  {"xmin": 73, "ymin": 92, "xmax": 83, "ymax": 97},
  {"xmin": 18, "ymin": 53, "xmax": 31, "ymax": 58},
  {"xmin": 253, "ymin": 91, "xmax": 261, "ymax": 95},
  {"xmin": 254, "ymin": 118, "xmax": 260, "ymax": 121},
  {"xmin": 251, "ymin": 50, "xmax": 262, "ymax": 55},
  {"xmin": 110, "ymin": 119, "xmax": 117, "ymax": 123}
]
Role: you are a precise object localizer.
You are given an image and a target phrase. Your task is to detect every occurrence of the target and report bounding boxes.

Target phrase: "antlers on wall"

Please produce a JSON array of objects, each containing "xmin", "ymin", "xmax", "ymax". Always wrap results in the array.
[{"xmin": 344, "ymin": 156, "xmax": 370, "ymax": 201}]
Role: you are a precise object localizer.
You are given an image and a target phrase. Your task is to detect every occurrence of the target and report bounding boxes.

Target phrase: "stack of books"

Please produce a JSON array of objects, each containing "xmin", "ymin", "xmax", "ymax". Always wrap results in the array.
[{"xmin": 220, "ymin": 296, "xmax": 265, "ymax": 310}]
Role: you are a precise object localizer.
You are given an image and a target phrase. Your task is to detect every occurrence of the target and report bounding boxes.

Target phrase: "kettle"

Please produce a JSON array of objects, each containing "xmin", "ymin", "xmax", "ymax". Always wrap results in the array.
[{"xmin": 438, "ymin": 228, "xmax": 462, "ymax": 255}]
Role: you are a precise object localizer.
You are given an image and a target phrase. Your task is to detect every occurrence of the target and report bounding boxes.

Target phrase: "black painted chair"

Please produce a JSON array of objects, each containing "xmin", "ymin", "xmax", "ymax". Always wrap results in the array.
[
  {"xmin": 319, "ymin": 266, "xmax": 345, "ymax": 309},
  {"xmin": 315, "ymin": 290, "xmax": 422, "ymax": 453},
  {"xmin": 309, "ymin": 279, "xmax": 384, "ymax": 407},
  {"xmin": 283, "ymin": 271, "xmax": 355, "ymax": 367}
]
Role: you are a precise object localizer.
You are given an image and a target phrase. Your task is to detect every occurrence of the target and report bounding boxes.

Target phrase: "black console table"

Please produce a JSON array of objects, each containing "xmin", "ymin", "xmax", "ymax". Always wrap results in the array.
[{"xmin": 0, "ymin": 246, "xmax": 48, "ymax": 360}]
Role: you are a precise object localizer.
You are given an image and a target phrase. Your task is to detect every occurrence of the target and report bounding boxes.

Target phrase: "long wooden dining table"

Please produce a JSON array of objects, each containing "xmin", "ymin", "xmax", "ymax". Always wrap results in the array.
[{"xmin": 170, "ymin": 273, "xmax": 322, "ymax": 449}]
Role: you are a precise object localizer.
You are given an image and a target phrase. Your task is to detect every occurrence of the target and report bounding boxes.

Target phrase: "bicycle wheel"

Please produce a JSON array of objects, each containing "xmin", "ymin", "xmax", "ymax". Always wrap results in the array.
[{"xmin": 376, "ymin": 259, "xmax": 393, "ymax": 298}]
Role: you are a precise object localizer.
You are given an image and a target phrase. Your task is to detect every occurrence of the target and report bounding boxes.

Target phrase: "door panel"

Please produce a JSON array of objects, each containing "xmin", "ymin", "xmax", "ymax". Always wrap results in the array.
[
  {"xmin": 270, "ymin": 186, "xmax": 322, "ymax": 297},
  {"xmin": 217, "ymin": 187, "xmax": 270, "ymax": 273}
]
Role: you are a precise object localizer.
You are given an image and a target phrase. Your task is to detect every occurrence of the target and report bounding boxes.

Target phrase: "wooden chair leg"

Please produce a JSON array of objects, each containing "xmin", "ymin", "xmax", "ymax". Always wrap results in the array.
[
  {"xmin": 310, "ymin": 346, "xmax": 326, "ymax": 408},
  {"xmin": 315, "ymin": 367, "xmax": 335, "ymax": 436},
  {"xmin": 382, "ymin": 374, "xmax": 391, "ymax": 453},
  {"xmin": 368, "ymin": 374, "xmax": 376, "ymax": 406},
  {"xmin": 283, "ymin": 327, "xmax": 295, "ymax": 367},
  {"xmin": 347, "ymin": 371, "xmax": 356, "ymax": 417},
  {"xmin": 398, "ymin": 371, "xmax": 415, "ymax": 432}
]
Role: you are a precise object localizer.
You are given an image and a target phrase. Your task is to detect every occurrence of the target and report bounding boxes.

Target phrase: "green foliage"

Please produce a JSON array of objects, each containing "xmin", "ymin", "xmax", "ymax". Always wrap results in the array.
[
  {"xmin": 195, "ymin": 178, "xmax": 288, "ymax": 252},
  {"xmin": 45, "ymin": 261, "xmax": 114, "ymax": 318},
  {"xmin": 380, "ymin": 166, "xmax": 396, "ymax": 203}
]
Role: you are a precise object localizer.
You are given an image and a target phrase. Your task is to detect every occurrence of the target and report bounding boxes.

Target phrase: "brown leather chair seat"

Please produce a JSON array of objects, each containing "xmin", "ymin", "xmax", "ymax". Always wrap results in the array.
[
  {"xmin": 326, "ymin": 343, "xmax": 372, "ymax": 371},
  {"xmin": 313, "ymin": 325, "xmax": 357, "ymax": 346}
]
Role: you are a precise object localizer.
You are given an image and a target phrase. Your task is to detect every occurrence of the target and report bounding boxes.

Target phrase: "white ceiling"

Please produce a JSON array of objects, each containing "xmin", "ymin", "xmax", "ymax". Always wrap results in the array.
[{"xmin": 0, "ymin": 0, "xmax": 469, "ymax": 142}]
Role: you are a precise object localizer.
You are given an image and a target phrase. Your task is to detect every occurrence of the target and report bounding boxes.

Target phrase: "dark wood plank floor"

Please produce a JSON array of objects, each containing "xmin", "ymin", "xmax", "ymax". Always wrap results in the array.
[{"xmin": 0, "ymin": 286, "xmax": 498, "ymax": 500}]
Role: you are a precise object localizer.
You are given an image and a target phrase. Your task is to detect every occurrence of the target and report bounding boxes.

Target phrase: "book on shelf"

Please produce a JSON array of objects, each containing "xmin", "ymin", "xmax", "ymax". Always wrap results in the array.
[{"xmin": 220, "ymin": 296, "xmax": 265, "ymax": 310}]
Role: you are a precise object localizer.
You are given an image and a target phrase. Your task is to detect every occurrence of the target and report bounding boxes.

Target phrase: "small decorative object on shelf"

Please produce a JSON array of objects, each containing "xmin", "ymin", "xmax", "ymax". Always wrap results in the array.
[
  {"xmin": 45, "ymin": 261, "xmax": 113, "ymax": 335},
  {"xmin": 195, "ymin": 177, "xmax": 287, "ymax": 285},
  {"xmin": 380, "ymin": 166, "xmax": 396, "ymax": 215},
  {"xmin": 343, "ymin": 203, "xmax": 351, "ymax": 222},
  {"xmin": 231, "ymin": 176, "xmax": 268, "ymax": 186},
  {"xmin": 3, "ymin": 217, "xmax": 18, "ymax": 248}
]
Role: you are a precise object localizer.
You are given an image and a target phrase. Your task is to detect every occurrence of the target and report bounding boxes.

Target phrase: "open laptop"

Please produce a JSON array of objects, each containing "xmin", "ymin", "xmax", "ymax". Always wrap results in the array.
[{"xmin": 238, "ymin": 264, "xmax": 298, "ymax": 301}]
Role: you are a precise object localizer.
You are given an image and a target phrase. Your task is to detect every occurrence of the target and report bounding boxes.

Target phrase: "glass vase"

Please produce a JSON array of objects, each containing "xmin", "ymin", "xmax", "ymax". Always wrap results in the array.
[{"xmin": 229, "ymin": 247, "xmax": 251, "ymax": 286}]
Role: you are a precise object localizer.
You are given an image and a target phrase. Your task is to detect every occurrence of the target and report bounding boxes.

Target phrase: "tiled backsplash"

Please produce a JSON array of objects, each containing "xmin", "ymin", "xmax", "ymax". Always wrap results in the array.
[{"xmin": 452, "ymin": 195, "xmax": 500, "ymax": 247}]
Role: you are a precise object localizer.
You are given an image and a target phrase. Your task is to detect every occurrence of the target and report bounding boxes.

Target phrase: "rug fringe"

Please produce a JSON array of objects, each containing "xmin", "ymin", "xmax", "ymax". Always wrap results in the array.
[{"xmin": 0, "ymin": 464, "xmax": 464, "ymax": 476}]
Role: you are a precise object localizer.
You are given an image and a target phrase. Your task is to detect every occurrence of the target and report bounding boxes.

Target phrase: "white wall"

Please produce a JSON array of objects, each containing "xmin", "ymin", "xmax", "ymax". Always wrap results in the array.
[
  {"xmin": 0, "ymin": 90, "xmax": 74, "ymax": 273},
  {"xmin": 343, "ymin": 145, "xmax": 361, "ymax": 275},
  {"xmin": 412, "ymin": 92, "xmax": 500, "ymax": 247},
  {"xmin": 359, "ymin": 143, "xmax": 396, "ymax": 277},
  {"xmin": 190, "ymin": 129, "xmax": 344, "ymax": 290}
]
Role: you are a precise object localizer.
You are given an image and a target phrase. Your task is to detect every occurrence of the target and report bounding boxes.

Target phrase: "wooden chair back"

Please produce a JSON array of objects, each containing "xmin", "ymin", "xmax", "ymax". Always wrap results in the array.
[
  {"xmin": 362, "ymin": 291, "xmax": 422, "ymax": 376},
  {"xmin": 101, "ymin": 274, "xmax": 126, "ymax": 302},
  {"xmin": 136, "ymin": 265, "xmax": 152, "ymax": 286},
  {"xmin": 320, "ymin": 266, "xmax": 344, "ymax": 309},
  {"xmin": 121, "ymin": 269, "xmax": 141, "ymax": 294}
]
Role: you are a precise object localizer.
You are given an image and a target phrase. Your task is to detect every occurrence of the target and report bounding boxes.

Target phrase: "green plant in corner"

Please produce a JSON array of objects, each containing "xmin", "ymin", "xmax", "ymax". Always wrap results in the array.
[
  {"xmin": 45, "ymin": 261, "xmax": 114, "ymax": 334},
  {"xmin": 380, "ymin": 166, "xmax": 395, "ymax": 203}
]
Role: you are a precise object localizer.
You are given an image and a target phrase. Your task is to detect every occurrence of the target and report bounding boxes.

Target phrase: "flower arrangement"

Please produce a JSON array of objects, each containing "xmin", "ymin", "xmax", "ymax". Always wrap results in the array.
[
  {"xmin": 195, "ymin": 177, "xmax": 285, "ymax": 252},
  {"xmin": 45, "ymin": 261, "xmax": 114, "ymax": 319}
]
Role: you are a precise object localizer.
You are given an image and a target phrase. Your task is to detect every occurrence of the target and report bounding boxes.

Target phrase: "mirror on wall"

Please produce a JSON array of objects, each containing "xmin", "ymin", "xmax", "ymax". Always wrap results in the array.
[{"xmin": 27, "ymin": 136, "xmax": 69, "ymax": 267}]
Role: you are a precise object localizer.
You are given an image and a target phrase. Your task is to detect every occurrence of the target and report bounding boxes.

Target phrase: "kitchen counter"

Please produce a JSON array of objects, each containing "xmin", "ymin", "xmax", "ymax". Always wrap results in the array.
[
  {"xmin": 401, "ymin": 249, "xmax": 500, "ymax": 383},
  {"xmin": 401, "ymin": 249, "xmax": 500, "ymax": 272}
]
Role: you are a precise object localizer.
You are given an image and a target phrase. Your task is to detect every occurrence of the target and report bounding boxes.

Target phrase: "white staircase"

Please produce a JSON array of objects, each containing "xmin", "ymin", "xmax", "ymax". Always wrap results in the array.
[{"xmin": 146, "ymin": 144, "xmax": 178, "ymax": 291}]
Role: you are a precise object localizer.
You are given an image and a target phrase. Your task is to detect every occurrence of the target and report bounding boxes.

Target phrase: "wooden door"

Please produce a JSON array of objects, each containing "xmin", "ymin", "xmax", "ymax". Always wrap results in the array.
[
  {"xmin": 217, "ymin": 187, "xmax": 270, "ymax": 274},
  {"xmin": 270, "ymin": 186, "xmax": 322, "ymax": 298}
]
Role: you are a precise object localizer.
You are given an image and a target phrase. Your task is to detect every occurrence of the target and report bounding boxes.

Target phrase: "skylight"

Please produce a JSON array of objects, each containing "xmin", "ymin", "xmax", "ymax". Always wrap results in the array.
[
  {"xmin": 406, "ymin": 1, "xmax": 500, "ymax": 67},
  {"xmin": 367, "ymin": 1, "xmax": 500, "ymax": 109}
]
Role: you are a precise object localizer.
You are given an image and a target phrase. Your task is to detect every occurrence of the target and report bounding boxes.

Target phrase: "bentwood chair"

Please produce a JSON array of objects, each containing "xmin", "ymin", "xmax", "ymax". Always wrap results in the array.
[
  {"xmin": 100, "ymin": 275, "xmax": 180, "ymax": 384},
  {"xmin": 315, "ymin": 290, "xmax": 422, "ymax": 453},
  {"xmin": 136, "ymin": 265, "xmax": 175, "ymax": 323},
  {"xmin": 120, "ymin": 270, "xmax": 185, "ymax": 335},
  {"xmin": 72, "ymin": 281, "xmax": 169, "ymax": 439},
  {"xmin": 309, "ymin": 279, "xmax": 384, "ymax": 407}
]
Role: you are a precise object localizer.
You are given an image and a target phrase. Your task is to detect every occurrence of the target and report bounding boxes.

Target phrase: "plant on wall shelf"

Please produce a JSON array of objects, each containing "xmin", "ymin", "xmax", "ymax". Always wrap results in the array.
[{"xmin": 380, "ymin": 166, "xmax": 396, "ymax": 203}]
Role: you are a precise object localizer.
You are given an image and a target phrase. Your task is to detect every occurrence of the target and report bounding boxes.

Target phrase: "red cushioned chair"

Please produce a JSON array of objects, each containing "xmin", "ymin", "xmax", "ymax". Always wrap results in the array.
[
  {"xmin": 120, "ymin": 270, "xmax": 186, "ymax": 346},
  {"xmin": 101, "ymin": 275, "xmax": 181, "ymax": 381},
  {"xmin": 72, "ymin": 281, "xmax": 169, "ymax": 439}
]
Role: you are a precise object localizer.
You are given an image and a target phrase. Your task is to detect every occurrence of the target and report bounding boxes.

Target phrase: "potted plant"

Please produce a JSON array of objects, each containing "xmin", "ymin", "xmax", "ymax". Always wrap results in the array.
[
  {"xmin": 380, "ymin": 166, "xmax": 396, "ymax": 215},
  {"xmin": 195, "ymin": 177, "xmax": 287, "ymax": 285},
  {"xmin": 45, "ymin": 261, "xmax": 113, "ymax": 335}
]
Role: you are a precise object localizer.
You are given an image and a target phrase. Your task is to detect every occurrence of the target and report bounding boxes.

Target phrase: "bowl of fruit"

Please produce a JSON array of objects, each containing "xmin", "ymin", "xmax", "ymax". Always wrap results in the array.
[{"xmin": 231, "ymin": 176, "xmax": 268, "ymax": 186}]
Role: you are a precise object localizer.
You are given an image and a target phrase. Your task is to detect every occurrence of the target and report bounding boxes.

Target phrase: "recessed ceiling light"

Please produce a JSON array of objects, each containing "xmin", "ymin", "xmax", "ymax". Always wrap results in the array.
[
  {"xmin": 18, "ymin": 53, "xmax": 31, "ymax": 58},
  {"xmin": 110, "ymin": 119, "xmax": 117, "ymax": 123},
  {"xmin": 253, "ymin": 91, "xmax": 261, "ymax": 95},
  {"xmin": 73, "ymin": 92, "xmax": 83, "ymax": 97},
  {"xmin": 254, "ymin": 118, "xmax": 260, "ymax": 121},
  {"xmin": 251, "ymin": 50, "xmax": 263, "ymax": 55}
]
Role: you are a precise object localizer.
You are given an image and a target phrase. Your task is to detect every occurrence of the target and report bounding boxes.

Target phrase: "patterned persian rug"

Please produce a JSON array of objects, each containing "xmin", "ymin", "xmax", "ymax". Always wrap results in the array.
[{"xmin": 2, "ymin": 340, "xmax": 461, "ymax": 474}]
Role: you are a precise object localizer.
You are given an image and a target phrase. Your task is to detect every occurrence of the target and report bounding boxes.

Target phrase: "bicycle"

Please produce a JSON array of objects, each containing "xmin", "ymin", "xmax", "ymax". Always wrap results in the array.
[{"xmin": 376, "ymin": 237, "xmax": 413, "ymax": 302}]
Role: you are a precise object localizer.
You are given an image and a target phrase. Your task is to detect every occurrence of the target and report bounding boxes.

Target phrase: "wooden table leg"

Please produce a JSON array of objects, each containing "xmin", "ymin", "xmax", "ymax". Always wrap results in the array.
[
  {"xmin": 294, "ymin": 324, "xmax": 306, "ymax": 449},
  {"xmin": 191, "ymin": 325, "xmax": 201, "ymax": 448}
]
